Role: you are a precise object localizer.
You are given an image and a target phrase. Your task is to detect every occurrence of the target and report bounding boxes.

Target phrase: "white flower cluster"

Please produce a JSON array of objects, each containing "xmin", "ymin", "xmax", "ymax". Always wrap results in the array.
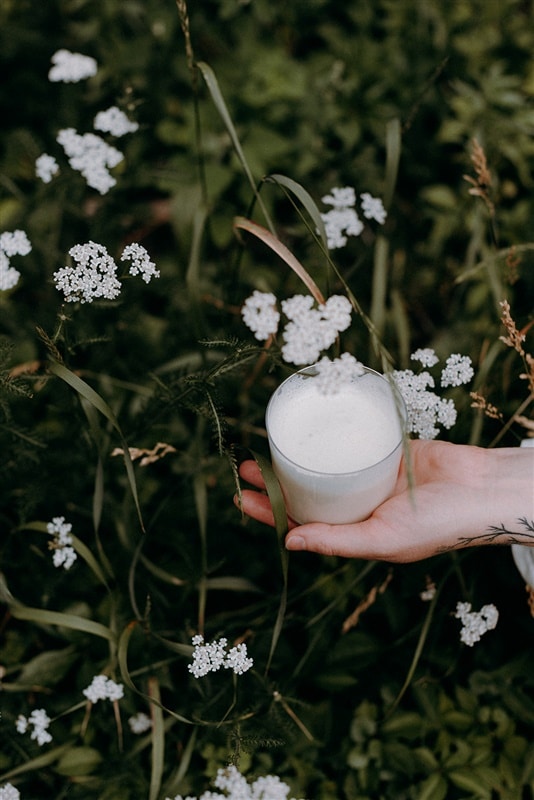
[
  {"xmin": 455, "ymin": 602, "xmax": 499, "ymax": 647},
  {"xmin": 314, "ymin": 353, "xmax": 365, "ymax": 394},
  {"xmin": 320, "ymin": 186, "xmax": 386, "ymax": 249},
  {"xmin": 16, "ymin": 708, "xmax": 52, "ymax": 747},
  {"xmin": 440, "ymin": 353, "xmax": 475, "ymax": 387},
  {"xmin": 121, "ymin": 243, "xmax": 160, "ymax": 283},
  {"xmin": 94, "ymin": 106, "xmax": 139, "ymax": 137},
  {"xmin": 83, "ymin": 675, "xmax": 124, "ymax": 703},
  {"xmin": 241, "ymin": 290, "xmax": 280, "ymax": 341},
  {"xmin": 56, "ymin": 128, "xmax": 124, "ymax": 195},
  {"xmin": 241, "ymin": 291, "xmax": 353, "ymax": 367},
  {"xmin": 54, "ymin": 241, "xmax": 121, "ymax": 303},
  {"xmin": 0, "ymin": 783, "xmax": 20, "ymax": 800},
  {"xmin": 166, "ymin": 764, "xmax": 308, "ymax": 800},
  {"xmin": 188, "ymin": 635, "xmax": 253, "ymax": 679},
  {"xmin": 0, "ymin": 230, "xmax": 31, "ymax": 292},
  {"xmin": 53, "ymin": 241, "xmax": 159, "ymax": 303},
  {"xmin": 47, "ymin": 515, "xmax": 77, "ymax": 570},
  {"xmin": 128, "ymin": 712, "xmax": 152, "ymax": 734},
  {"xmin": 392, "ymin": 350, "xmax": 473, "ymax": 439},
  {"xmin": 35, "ymin": 153, "xmax": 60, "ymax": 184},
  {"xmin": 281, "ymin": 294, "xmax": 353, "ymax": 365},
  {"xmin": 48, "ymin": 49, "xmax": 98, "ymax": 83}
]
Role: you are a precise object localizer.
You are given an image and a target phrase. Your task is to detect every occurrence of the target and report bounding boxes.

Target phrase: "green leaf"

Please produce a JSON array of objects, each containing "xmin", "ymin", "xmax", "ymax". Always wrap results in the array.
[
  {"xmin": 148, "ymin": 677, "xmax": 165, "ymax": 800},
  {"xmin": 55, "ymin": 747, "xmax": 103, "ymax": 777},
  {"xmin": 417, "ymin": 773, "xmax": 448, "ymax": 800},
  {"xmin": 16, "ymin": 646, "xmax": 78, "ymax": 687}
]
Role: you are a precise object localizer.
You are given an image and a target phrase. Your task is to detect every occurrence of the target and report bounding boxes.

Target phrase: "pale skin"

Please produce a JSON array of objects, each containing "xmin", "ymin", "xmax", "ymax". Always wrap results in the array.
[{"xmin": 236, "ymin": 440, "xmax": 534, "ymax": 563}]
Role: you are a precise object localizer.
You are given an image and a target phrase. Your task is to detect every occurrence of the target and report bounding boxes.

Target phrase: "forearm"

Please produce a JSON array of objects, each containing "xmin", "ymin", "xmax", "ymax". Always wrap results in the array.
[{"xmin": 474, "ymin": 446, "xmax": 534, "ymax": 546}]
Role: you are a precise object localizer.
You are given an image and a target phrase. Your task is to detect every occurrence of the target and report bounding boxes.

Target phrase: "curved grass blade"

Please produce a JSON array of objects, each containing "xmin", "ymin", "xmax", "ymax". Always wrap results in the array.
[
  {"xmin": 11, "ymin": 605, "xmax": 115, "ymax": 642},
  {"xmin": 264, "ymin": 173, "xmax": 328, "ymax": 253},
  {"xmin": 0, "ymin": 743, "xmax": 71, "ymax": 782},
  {"xmin": 196, "ymin": 61, "xmax": 274, "ymax": 233},
  {"xmin": 250, "ymin": 451, "xmax": 288, "ymax": 676},
  {"xmin": 148, "ymin": 676, "xmax": 165, "ymax": 800},
  {"xmin": 118, "ymin": 621, "xmax": 193, "ymax": 724},
  {"xmin": 49, "ymin": 361, "xmax": 145, "ymax": 533},
  {"xmin": 234, "ymin": 217, "xmax": 325, "ymax": 304}
]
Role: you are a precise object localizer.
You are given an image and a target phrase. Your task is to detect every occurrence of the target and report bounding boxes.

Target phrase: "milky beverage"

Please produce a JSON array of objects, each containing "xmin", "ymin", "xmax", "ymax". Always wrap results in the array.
[{"xmin": 266, "ymin": 367, "xmax": 404, "ymax": 524}]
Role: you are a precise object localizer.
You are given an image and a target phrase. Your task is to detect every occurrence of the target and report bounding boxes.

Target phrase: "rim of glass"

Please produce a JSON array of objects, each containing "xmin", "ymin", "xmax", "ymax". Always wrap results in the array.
[{"xmin": 265, "ymin": 364, "xmax": 407, "ymax": 477}]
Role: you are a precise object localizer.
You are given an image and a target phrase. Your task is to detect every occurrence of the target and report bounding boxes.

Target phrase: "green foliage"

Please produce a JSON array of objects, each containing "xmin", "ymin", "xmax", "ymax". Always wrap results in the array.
[{"xmin": 0, "ymin": 0, "xmax": 533, "ymax": 798}]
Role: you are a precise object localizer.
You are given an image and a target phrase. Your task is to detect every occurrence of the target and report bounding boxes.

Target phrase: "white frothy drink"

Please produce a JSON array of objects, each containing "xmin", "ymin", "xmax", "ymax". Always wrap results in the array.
[{"xmin": 266, "ymin": 366, "xmax": 405, "ymax": 524}]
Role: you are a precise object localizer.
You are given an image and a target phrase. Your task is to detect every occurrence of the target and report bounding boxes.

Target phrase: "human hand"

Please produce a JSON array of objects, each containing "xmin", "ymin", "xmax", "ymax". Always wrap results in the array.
[{"xmin": 236, "ymin": 440, "xmax": 534, "ymax": 562}]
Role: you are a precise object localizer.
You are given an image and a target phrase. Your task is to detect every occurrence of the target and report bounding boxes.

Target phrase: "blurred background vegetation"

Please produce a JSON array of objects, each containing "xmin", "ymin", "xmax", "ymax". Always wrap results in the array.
[{"xmin": 0, "ymin": 1, "xmax": 533, "ymax": 798}]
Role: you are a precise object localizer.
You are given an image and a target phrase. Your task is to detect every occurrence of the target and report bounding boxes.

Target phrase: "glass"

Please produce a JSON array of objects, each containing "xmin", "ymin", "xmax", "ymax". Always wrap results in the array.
[{"xmin": 265, "ymin": 365, "xmax": 406, "ymax": 524}]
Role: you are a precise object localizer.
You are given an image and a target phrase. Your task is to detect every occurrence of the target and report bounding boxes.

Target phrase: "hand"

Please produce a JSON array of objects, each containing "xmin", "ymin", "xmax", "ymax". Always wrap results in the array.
[{"xmin": 236, "ymin": 440, "xmax": 534, "ymax": 563}]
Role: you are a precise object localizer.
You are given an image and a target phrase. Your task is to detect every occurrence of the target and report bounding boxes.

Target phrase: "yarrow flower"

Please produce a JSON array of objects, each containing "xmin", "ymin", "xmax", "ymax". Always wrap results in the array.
[
  {"xmin": 360, "ymin": 192, "xmax": 387, "ymax": 224},
  {"xmin": 320, "ymin": 187, "xmax": 386, "ymax": 249},
  {"xmin": 411, "ymin": 348, "xmax": 439, "ymax": 368},
  {"xmin": 35, "ymin": 153, "xmax": 60, "ymax": 184},
  {"xmin": 0, "ymin": 230, "xmax": 32, "ymax": 291},
  {"xmin": 94, "ymin": 106, "xmax": 139, "ymax": 137},
  {"xmin": 16, "ymin": 708, "xmax": 52, "ymax": 747},
  {"xmin": 454, "ymin": 602, "xmax": 499, "ymax": 647},
  {"xmin": 121, "ymin": 243, "xmax": 160, "ymax": 283},
  {"xmin": 53, "ymin": 241, "xmax": 121, "ymax": 303},
  {"xmin": 165, "ymin": 764, "xmax": 308, "ymax": 800},
  {"xmin": 280, "ymin": 294, "xmax": 353, "ymax": 366},
  {"xmin": 83, "ymin": 675, "xmax": 124, "ymax": 703},
  {"xmin": 48, "ymin": 49, "xmax": 98, "ymax": 83},
  {"xmin": 0, "ymin": 783, "xmax": 20, "ymax": 800},
  {"xmin": 56, "ymin": 128, "xmax": 123, "ymax": 194},
  {"xmin": 128, "ymin": 712, "xmax": 152, "ymax": 734},
  {"xmin": 440, "ymin": 353, "xmax": 475, "ymax": 387},
  {"xmin": 47, "ymin": 516, "xmax": 77, "ymax": 570},
  {"xmin": 241, "ymin": 290, "xmax": 280, "ymax": 341},
  {"xmin": 392, "ymin": 351, "xmax": 473, "ymax": 439},
  {"xmin": 188, "ymin": 635, "xmax": 253, "ymax": 679},
  {"xmin": 314, "ymin": 353, "xmax": 365, "ymax": 395}
]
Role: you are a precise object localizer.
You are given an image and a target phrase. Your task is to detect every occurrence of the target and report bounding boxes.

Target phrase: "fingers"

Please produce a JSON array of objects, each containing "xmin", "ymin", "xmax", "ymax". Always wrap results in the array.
[
  {"xmin": 234, "ymin": 488, "xmax": 278, "ymax": 527},
  {"xmin": 238, "ymin": 459, "xmax": 266, "ymax": 490}
]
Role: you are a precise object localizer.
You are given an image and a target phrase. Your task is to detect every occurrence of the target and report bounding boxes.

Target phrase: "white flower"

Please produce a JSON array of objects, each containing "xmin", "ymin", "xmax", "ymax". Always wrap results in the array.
[
  {"xmin": 455, "ymin": 602, "xmax": 499, "ymax": 647},
  {"xmin": 321, "ymin": 186, "xmax": 356, "ymax": 209},
  {"xmin": 0, "ymin": 230, "xmax": 32, "ymax": 257},
  {"xmin": 165, "ymin": 764, "xmax": 309, "ymax": 800},
  {"xmin": 121, "ymin": 243, "xmax": 160, "ymax": 283},
  {"xmin": 224, "ymin": 643, "xmax": 254, "ymax": 675},
  {"xmin": 440, "ymin": 354, "xmax": 474, "ymax": 387},
  {"xmin": 128, "ymin": 712, "xmax": 152, "ymax": 734},
  {"xmin": 46, "ymin": 515, "xmax": 77, "ymax": 570},
  {"xmin": 321, "ymin": 207, "xmax": 363, "ymax": 250},
  {"xmin": 0, "ymin": 251, "xmax": 21, "ymax": 292},
  {"xmin": 83, "ymin": 675, "xmax": 124, "ymax": 703},
  {"xmin": 94, "ymin": 106, "xmax": 139, "ymax": 137},
  {"xmin": 314, "ymin": 353, "xmax": 365, "ymax": 395},
  {"xmin": 56, "ymin": 128, "xmax": 123, "ymax": 194},
  {"xmin": 241, "ymin": 290, "xmax": 280, "ymax": 341},
  {"xmin": 0, "ymin": 783, "xmax": 20, "ymax": 800},
  {"xmin": 48, "ymin": 49, "xmax": 98, "ymax": 83},
  {"xmin": 188, "ymin": 636, "xmax": 253, "ymax": 678},
  {"xmin": 280, "ymin": 294, "xmax": 353, "ymax": 366},
  {"xmin": 16, "ymin": 708, "xmax": 52, "ymax": 747},
  {"xmin": 53, "ymin": 241, "xmax": 121, "ymax": 303},
  {"xmin": 0, "ymin": 231, "xmax": 31, "ymax": 292},
  {"xmin": 392, "ymin": 368, "xmax": 457, "ymax": 439},
  {"xmin": 411, "ymin": 348, "xmax": 439, "ymax": 368},
  {"xmin": 36, "ymin": 153, "xmax": 60, "ymax": 184},
  {"xmin": 360, "ymin": 192, "xmax": 387, "ymax": 224}
]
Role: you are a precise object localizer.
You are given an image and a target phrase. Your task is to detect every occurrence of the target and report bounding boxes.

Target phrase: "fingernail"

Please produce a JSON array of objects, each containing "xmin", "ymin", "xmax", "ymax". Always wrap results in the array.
[{"xmin": 286, "ymin": 535, "xmax": 305, "ymax": 551}]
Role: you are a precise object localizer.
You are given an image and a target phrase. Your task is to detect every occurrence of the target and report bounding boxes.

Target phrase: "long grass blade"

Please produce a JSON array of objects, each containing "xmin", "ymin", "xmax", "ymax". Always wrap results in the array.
[
  {"xmin": 49, "ymin": 361, "xmax": 145, "ymax": 533},
  {"xmin": 148, "ymin": 676, "xmax": 165, "ymax": 800},
  {"xmin": 233, "ymin": 217, "xmax": 325, "ymax": 304},
  {"xmin": 264, "ymin": 173, "xmax": 328, "ymax": 253},
  {"xmin": 250, "ymin": 451, "xmax": 288, "ymax": 676},
  {"xmin": 196, "ymin": 61, "xmax": 274, "ymax": 233}
]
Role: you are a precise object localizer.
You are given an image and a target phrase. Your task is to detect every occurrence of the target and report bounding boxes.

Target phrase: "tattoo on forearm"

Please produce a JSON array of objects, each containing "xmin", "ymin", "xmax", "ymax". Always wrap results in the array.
[{"xmin": 437, "ymin": 517, "xmax": 534, "ymax": 553}]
